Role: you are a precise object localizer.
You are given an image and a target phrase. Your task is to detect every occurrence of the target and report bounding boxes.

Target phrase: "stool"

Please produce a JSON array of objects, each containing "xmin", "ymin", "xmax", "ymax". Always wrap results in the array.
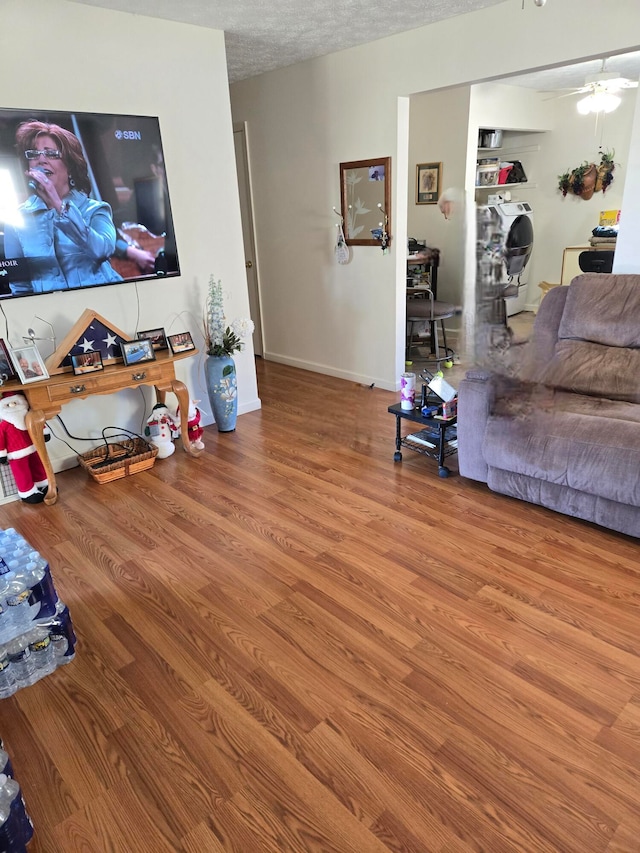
[{"xmin": 406, "ymin": 295, "xmax": 460, "ymax": 366}]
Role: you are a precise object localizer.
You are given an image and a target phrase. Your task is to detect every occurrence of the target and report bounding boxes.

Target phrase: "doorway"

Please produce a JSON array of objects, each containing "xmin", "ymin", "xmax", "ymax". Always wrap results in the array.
[{"xmin": 233, "ymin": 122, "xmax": 264, "ymax": 357}]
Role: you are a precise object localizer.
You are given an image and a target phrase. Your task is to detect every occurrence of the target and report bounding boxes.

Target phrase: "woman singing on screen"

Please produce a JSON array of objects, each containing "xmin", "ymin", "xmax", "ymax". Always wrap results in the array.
[{"xmin": 3, "ymin": 120, "xmax": 123, "ymax": 294}]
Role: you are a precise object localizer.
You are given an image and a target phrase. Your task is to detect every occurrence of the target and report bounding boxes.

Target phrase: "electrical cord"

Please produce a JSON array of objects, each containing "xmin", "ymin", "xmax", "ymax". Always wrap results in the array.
[
  {"xmin": 0, "ymin": 304, "xmax": 9, "ymax": 341},
  {"xmin": 132, "ymin": 280, "xmax": 141, "ymax": 338},
  {"xmin": 52, "ymin": 410, "xmax": 153, "ymax": 455}
]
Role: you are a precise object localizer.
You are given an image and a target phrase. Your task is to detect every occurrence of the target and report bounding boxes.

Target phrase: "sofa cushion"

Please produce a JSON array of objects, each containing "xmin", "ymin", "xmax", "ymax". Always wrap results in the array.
[
  {"xmin": 484, "ymin": 384, "xmax": 640, "ymax": 507},
  {"xmin": 558, "ymin": 275, "xmax": 640, "ymax": 347},
  {"xmin": 534, "ymin": 339, "xmax": 640, "ymax": 403},
  {"xmin": 487, "ymin": 469, "xmax": 640, "ymax": 538}
]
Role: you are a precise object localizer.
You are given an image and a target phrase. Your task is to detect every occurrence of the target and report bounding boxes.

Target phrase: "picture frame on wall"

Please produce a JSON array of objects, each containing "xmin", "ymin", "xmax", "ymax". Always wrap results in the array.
[
  {"xmin": 416, "ymin": 162, "xmax": 442, "ymax": 205},
  {"xmin": 10, "ymin": 345, "xmax": 49, "ymax": 384}
]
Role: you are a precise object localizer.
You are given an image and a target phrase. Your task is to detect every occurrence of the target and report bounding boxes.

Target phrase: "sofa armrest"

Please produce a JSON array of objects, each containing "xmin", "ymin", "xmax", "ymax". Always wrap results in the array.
[{"xmin": 457, "ymin": 370, "xmax": 494, "ymax": 482}]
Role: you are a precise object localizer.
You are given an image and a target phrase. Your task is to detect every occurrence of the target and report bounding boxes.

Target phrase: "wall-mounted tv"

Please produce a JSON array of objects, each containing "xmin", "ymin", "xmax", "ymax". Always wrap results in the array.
[{"xmin": 0, "ymin": 108, "xmax": 180, "ymax": 300}]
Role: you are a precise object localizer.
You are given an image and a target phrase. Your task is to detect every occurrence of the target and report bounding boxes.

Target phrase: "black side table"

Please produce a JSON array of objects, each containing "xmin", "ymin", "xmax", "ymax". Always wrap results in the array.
[{"xmin": 388, "ymin": 402, "xmax": 457, "ymax": 477}]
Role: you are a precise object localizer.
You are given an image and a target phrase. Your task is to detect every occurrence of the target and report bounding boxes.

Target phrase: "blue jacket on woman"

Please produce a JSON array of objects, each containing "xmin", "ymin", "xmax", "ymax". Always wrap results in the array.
[{"xmin": 4, "ymin": 188, "xmax": 123, "ymax": 294}]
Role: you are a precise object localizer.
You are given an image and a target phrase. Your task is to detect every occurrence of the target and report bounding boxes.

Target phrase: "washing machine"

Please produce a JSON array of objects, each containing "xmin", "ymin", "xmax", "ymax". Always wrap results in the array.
[{"xmin": 486, "ymin": 201, "xmax": 534, "ymax": 316}]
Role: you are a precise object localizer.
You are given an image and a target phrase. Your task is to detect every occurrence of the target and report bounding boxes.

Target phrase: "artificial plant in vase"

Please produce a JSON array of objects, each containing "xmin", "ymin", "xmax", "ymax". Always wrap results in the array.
[
  {"xmin": 558, "ymin": 150, "xmax": 615, "ymax": 199},
  {"xmin": 203, "ymin": 275, "xmax": 254, "ymax": 432}
]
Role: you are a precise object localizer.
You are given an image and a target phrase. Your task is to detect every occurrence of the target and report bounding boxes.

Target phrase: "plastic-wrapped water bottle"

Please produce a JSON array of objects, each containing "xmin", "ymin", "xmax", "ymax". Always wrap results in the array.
[
  {"xmin": 0, "ymin": 529, "xmax": 21, "ymax": 562},
  {"xmin": 4, "ymin": 574, "xmax": 33, "ymax": 637},
  {"xmin": 4, "ymin": 636, "xmax": 36, "ymax": 688},
  {"xmin": 26, "ymin": 555, "xmax": 58, "ymax": 620},
  {"xmin": 48, "ymin": 602, "xmax": 76, "ymax": 664},
  {"xmin": 0, "ymin": 594, "xmax": 16, "ymax": 645},
  {"xmin": 0, "ymin": 649, "xmax": 17, "ymax": 699},
  {"xmin": 0, "ymin": 772, "xmax": 34, "ymax": 852},
  {"xmin": 0, "ymin": 748, "xmax": 13, "ymax": 779},
  {"xmin": 26, "ymin": 626, "xmax": 56, "ymax": 679}
]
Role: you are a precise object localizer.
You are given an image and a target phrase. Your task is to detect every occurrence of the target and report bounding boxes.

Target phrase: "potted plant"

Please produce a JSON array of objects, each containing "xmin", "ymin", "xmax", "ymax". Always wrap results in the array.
[
  {"xmin": 203, "ymin": 275, "xmax": 254, "ymax": 432},
  {"xmin": 558, "ymin": 150, "xmax": 615, "ymax": 199}
]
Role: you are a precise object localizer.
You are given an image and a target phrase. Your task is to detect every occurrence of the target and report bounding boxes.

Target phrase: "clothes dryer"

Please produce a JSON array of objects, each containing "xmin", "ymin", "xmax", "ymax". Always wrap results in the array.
[{"xmin": 486, "ymin": 201, "xmax": 534, "ymax": 316}]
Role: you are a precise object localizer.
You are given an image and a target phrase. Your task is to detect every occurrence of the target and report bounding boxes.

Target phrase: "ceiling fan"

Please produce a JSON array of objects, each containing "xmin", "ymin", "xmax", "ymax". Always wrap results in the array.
[{"xmin": 543, "ymin": 60, "xmax": 639, "ymax": 113}]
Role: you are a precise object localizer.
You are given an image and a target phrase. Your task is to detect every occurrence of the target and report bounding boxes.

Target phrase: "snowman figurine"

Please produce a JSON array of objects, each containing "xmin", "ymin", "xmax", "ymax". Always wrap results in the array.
[{"xmin": 144, "ymin": 403, "xmax": 179, "ymax": 458}]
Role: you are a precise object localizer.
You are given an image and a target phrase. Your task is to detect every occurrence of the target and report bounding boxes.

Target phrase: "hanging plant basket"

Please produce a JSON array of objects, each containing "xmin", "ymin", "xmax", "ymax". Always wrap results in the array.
[{"xmin": 558, "ymin": 150, "xmax": 615, "ymax": 199}]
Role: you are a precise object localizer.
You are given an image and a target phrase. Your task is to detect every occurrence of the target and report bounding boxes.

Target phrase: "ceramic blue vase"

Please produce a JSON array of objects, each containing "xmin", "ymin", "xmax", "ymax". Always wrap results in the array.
[{"xmin": 205, "ymin": 355, "xmax": 238, "ymax": 432}]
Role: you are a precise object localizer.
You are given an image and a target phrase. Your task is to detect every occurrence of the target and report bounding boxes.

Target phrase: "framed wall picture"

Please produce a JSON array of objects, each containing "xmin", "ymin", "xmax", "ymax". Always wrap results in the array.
[
  {"xmin": 137, "ymin": 328, "xmax": 168, "ymax": 351},
  {"xmin": 416, "ymin": 162, "xmax": 442, "ymax": 205},
  {"xmin": 0, "ymin": 339, "xmax": 17, "ymax": 382},
  {"xmin": 10, "ymin": 345, "xmax": 49, "ymax": 383},
  {"xmin": 71, "ymin": 351, "xmax": 104, "ymax": 375},
  {"xmin": 340, "ymin": 156, "xmax": 392, "ymax": 246},
  {"xmin": 120, "ymin": 338, "xmax": 156, "ymax": 366},
  {"xmin": 167, "ymin": 332, "xmax": 196, "ymax": 354}
]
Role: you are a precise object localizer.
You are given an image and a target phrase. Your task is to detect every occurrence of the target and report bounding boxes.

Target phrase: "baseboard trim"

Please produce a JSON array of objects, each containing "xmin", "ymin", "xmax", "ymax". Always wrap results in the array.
[{"xmin": 263, "ymin": 352, "xmax": 394, "ymax": 391}]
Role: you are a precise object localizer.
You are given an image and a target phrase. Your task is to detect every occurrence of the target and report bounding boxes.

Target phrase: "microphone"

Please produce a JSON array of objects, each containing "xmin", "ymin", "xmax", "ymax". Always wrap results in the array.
[{"xmin": 28, "ymin": 167, "xmax": 47, "ymax": 192}]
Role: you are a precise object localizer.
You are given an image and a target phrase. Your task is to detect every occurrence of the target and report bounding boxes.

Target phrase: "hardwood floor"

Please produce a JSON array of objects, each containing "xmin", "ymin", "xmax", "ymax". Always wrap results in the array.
[{"xmin": 1, "ymin": 358, "xmax": 639, "ymax": 853}]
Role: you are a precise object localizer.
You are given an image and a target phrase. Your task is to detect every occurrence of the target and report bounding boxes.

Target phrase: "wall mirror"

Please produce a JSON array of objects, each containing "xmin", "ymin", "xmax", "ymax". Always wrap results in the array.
[{"xmin": 340, "ymin": 156, "xmax": 391, "ymax": 246}]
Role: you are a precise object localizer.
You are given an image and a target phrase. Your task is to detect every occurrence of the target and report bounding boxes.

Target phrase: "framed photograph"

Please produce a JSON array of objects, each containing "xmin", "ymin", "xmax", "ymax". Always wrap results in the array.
[
  {"xmin": 167, "ymin": 332, "xmax": 196, "ymax": 354},
  {"xmin": 416, "ymin": 162, "xmax": 442, "ymax": 205},
  {"xmin": 0, "ymin": 339, "xmax": 17, "ymax": 383},
  {"xmin": 10, "ymin": 345, "xmax": 49, "ymax": 384},
  {"xmin": 71, "ymin": 351, "xmax": 104, "ymax": 375},
  {"xmin": 137, "ymin": 328, "xmax": 168, "ymax": 351},
  {"xmin": 120, "ymin": 338, "xmax": 156, "ymax": 366}
]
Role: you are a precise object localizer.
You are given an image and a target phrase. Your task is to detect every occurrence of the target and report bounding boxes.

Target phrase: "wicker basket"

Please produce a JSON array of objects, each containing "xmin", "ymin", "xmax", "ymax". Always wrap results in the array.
[{"xmin": 78, "ymin": 437, "xmax": 158, "ymax": 484}]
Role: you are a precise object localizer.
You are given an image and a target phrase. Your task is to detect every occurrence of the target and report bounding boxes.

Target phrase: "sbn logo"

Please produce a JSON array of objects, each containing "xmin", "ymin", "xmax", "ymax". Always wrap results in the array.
[{"xmin": 114, "ymin": 130, "xmax": 142, "ymax": 140}]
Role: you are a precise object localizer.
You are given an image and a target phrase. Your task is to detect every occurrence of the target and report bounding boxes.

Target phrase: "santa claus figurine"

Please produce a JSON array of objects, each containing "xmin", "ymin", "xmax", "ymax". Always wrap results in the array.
[
  {"xmin": 0, "ymin": 391, "xmax": 49, "ymax": 503},
  {"xmin": 176, "ymin": 399, "xmax": 204, "ymax": 451}
]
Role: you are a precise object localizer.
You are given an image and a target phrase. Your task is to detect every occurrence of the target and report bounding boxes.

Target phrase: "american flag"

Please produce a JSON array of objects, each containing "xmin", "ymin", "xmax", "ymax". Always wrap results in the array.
[{"xmin": 62, "ymin": 319, "xmax": 128, "ymax": 367}]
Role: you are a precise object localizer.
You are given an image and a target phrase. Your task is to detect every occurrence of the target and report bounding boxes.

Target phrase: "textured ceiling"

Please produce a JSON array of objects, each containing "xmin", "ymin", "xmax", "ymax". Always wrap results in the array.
[
  {"xmin": 507, "ymin": 52, "xmax": 640, "ymax": 92},
  {"xmin": 66, "ymin": 0, "xmax": 640, "ymax": 89},
  {"xmin": 67, "ymin": 0, "xmax": 506, "ymax": 83}
]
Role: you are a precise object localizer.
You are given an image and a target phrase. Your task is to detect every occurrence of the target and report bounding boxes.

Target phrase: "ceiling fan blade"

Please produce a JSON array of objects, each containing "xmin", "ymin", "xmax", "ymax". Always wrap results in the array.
[{"xmin": 540, "ymin": 90, "xmax": 584, "ymax": 101}]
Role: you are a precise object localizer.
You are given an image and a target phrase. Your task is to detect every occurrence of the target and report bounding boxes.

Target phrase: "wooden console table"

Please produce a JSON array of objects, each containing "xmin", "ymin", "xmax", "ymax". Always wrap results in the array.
[{"xmin": 4, "ymin": 348, "xmax": 202, "ymax": 505}]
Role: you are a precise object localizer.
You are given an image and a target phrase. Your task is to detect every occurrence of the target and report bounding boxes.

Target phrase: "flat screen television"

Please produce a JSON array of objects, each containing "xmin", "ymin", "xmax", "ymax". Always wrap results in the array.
[{"xmin": 0, "ymin": 108, "xmax": 180, "ymax": 300}]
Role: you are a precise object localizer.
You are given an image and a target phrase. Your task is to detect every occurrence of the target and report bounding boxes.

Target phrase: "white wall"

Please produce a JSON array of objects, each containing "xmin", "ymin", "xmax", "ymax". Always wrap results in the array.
[
  {"xmin": 231, "ymin": 0, "xmax": 640, "ymax": 391},
  {"xmin": 612, "ymin": 85, "xmax": 640, "ymax": 272},
  {"xmin": 408, "ymin": 86, "xmax": 471, "ymax": 309},
  {"xmin": 530, "ymin": 94, "xmax": 633, "ymax": 287},
  {"xmin": 1, "ymin": 0, "xmax": 259, "ymax": 469}
]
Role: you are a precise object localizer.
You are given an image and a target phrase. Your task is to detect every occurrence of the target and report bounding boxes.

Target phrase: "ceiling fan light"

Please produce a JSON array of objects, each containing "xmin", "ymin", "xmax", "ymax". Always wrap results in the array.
[{"xmin": 577, "ymin": 92, "xmax": 621, "ymax": 114}]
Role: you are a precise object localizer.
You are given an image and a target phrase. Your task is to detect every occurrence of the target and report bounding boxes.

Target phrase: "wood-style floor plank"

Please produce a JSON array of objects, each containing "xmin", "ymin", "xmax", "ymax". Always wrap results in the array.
[{"xmin": 1, "ymin": 357, "xmax": 639, "ymax": 852}]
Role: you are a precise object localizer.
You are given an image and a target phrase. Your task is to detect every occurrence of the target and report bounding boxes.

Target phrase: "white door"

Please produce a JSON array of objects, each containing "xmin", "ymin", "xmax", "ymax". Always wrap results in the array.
[{"xmin": 233, "ymin": 123, "xmax": 263, "ymax": 357}]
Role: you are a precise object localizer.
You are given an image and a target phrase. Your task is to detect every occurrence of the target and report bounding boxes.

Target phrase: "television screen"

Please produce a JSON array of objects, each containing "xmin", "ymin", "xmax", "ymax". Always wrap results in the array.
[{"xmin": 0, "ymin": 108, "xmax": 180, "ymax": 300}]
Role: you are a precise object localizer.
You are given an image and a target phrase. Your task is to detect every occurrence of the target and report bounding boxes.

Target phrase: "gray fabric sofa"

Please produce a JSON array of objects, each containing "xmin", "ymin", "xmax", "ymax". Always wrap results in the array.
[{"xmin": 457, "ymin": 274, "xmax": 640, "ymax": 538}]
